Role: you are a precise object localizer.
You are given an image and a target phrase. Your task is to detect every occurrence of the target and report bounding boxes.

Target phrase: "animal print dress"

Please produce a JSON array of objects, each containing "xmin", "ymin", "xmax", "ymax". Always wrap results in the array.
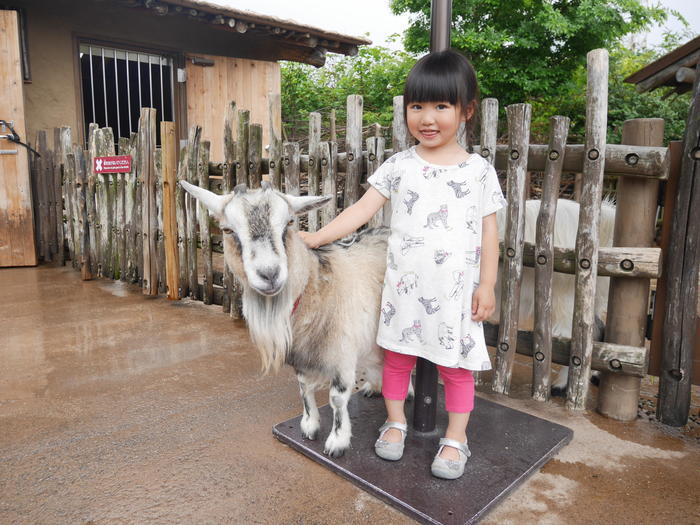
[{"xmin": 368, "ymin": 146, "xmax": 507, "ymax": 370}]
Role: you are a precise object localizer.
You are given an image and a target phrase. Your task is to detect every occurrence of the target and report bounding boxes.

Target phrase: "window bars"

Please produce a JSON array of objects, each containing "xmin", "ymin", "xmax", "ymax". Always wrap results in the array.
[{"xmin": 79, "ymin": 44, "xmax": 175, "ymax": 146}]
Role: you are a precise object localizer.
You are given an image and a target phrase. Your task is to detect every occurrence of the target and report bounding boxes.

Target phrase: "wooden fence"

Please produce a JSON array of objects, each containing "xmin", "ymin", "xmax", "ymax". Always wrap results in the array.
[{"xmin": 32, "ymin": 48, "xmax": 690, "ymax": 420}]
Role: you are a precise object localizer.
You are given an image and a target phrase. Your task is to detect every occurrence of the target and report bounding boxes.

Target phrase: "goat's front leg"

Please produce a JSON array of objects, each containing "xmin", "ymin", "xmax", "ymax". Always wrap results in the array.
[
  {"xmin": 324, "ymin": 370, "xmax": 354, "ymax": 457},
  {"xmin": 297, "ymin": 374, "xmax": 320, "ymax": 440}
]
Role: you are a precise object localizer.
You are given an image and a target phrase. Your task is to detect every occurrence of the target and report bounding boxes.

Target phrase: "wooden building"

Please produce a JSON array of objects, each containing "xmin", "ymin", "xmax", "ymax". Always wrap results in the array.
[{"xmin": 0, "ymin": 0, "xmax": 369, "ymax": 266}]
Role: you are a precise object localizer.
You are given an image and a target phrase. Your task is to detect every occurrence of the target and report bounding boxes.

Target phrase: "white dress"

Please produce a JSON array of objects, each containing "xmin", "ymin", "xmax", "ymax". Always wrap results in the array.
[{"xmin": 368, "ymin": 146, "xmax": 507, "ymax": 370}]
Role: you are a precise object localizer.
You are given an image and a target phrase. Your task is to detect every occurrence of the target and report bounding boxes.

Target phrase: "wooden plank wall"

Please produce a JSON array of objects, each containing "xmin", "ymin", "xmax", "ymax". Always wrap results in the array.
[
  {"xmin": 185, "ymin": 54, "xmax": 281, "ymax": 160},
  {"xmin": 0, "ymin": 10, "xmax": 36, "ymax": 267}
]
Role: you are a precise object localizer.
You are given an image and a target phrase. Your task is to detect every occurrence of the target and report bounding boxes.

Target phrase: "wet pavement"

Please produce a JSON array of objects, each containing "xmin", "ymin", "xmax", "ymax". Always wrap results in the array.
[{"xmin": 1, "ymin": 265, "xmax": 698, "ymax": 525}]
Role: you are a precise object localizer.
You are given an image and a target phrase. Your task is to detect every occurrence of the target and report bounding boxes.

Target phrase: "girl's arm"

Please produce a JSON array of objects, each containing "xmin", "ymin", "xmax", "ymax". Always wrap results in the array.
[
  {"xmin": 299, "ymin": 187, "xmax": 388, "ymax": 248},
  {"xmin": 472, "ymin": 212, "xmax": 500, "ymax": 321}
]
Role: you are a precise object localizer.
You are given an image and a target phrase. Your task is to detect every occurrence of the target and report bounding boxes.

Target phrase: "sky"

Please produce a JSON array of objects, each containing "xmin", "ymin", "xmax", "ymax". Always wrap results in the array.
[{"xmin": 209, "ymin": 0, "xmax": 698, "ymax": 51}]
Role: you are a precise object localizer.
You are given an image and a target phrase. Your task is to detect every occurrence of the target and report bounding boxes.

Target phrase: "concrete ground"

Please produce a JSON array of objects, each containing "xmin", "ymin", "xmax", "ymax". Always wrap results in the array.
[{"xmin": 1, "ymin": 265, "xmax": 698, "ymax": 525}]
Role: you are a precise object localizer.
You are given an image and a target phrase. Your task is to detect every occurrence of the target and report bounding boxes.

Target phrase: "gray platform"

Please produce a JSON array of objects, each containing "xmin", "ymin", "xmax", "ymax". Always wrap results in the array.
[{"xmin": 273, "ymin": 390, "xmax": 573, "ymax": 525}]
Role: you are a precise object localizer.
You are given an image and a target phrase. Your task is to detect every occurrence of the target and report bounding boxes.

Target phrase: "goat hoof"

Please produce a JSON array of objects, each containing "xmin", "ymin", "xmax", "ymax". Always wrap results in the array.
[
  {"xmin": 324, "ymin": 447, "xmax": 346, "ymax": 458},
  {"xmin": 550, "ymin": 386, "xmax": 566, "ymax": 398},
  {"xmin": 303, "ymin": 430, "xmax": 319, "ymax": 441}
]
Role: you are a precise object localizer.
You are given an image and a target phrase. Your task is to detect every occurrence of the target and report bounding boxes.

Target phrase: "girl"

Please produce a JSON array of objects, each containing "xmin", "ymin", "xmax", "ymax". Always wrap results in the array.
[{"xmin": 299, "ymin": 49, "xmax": 506, "ymax": 480}]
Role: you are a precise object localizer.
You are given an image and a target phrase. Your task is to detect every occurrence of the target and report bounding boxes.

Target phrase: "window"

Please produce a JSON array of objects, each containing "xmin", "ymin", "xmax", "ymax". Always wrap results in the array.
[{"xmin": 79, "ymin": 43, "xmax": 175, "ymax": 145}]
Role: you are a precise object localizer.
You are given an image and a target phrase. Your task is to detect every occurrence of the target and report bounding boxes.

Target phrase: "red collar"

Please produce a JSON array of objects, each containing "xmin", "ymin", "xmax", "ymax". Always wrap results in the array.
[{"xmin": 291, "ymin": 296, "xmax": 302, "ymax": 315}]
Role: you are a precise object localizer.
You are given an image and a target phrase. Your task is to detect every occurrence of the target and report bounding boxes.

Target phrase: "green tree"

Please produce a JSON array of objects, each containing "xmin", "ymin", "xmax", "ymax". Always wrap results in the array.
[
  {"xmin": 280, "ymin": 45, "xmax": 416, "ymax": 142},
  {"xmin": 391, "ymin": 0, "xmax": 668, "ymax": 106}
]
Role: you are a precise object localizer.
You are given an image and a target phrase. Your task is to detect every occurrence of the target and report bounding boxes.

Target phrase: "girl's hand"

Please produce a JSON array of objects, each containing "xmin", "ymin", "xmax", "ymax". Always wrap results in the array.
[
  {"xmin": 298, "ymin": 231, "xmax": 321, "ymax": 249},
  {"xmin": 472, "ymin": 284, "xmax": 496, "ymax": 322}
]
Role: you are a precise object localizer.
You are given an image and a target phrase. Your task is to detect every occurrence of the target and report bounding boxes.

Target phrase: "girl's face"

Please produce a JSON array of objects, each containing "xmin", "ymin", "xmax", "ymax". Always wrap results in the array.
[{"xmin": 406, "ymin": 101, "xmax": 471, "ymax": 151}]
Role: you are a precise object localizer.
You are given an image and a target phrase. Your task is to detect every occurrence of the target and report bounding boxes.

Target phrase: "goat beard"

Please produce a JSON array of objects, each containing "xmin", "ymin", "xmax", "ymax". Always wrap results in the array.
[{"xmin": 241, "ymin": 282, "xmax": 296, "ymax": 374}]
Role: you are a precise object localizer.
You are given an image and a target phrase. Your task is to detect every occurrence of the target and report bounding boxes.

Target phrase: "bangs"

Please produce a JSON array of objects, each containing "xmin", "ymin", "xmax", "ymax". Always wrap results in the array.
[
  {"xmin": 403, "ymin": 49, "xmax": 478, "ymax": 110},
  {"xmin": 404, "ymin": 68, "xmax": 463, "ymax": 106}
]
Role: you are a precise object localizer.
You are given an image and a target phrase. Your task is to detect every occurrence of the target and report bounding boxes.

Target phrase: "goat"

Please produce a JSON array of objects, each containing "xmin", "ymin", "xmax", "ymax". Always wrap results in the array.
[
  {"xmin": 490, "ymin": 198, "xmax": 616, "ymax": 395},
  {"xmin": 180, "ymin": 180, "xmax": 387, "ymax": 457}
]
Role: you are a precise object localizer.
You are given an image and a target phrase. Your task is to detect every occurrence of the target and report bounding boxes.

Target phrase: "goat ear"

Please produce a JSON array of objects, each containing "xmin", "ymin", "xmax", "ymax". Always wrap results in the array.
[
  {"xmin": 180, "ymin": 180, "xmax": 231, "ymax": 218},
  {"xmin": 284, "ymin": 194, "xmax": 333, "ymax": 216}
]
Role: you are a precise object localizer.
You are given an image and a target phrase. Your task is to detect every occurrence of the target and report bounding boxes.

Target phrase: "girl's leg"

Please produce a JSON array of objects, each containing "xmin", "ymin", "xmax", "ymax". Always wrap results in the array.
[
  {"xmin": 381, "ymin": 350, "xmax": 417, "ymax": 442},
  {"xmin": 437, "ymin": 366, "xmax": 475, "ymax": 460}
]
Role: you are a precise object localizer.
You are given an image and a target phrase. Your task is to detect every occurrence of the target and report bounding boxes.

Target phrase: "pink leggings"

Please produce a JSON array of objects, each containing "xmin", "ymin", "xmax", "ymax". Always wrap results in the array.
[{"xmin": 382, "ymin": 349, "xmax": 475, "ymax": 413}]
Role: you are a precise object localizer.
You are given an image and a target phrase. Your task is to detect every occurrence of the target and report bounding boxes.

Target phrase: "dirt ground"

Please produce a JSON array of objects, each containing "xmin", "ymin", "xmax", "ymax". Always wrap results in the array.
[{"xmin": 1, "ymin": 265, "xmax": 698, "ymax": 525}]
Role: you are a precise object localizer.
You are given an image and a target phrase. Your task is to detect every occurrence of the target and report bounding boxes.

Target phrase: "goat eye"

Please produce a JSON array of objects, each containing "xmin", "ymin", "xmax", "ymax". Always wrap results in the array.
[
  {"xmin": 222, "ymin": 227, "xmax": 233, "ymax": 235},
  {"xmin": 287, "ymin": 219, "xmax": 295, "ymax": 226}
]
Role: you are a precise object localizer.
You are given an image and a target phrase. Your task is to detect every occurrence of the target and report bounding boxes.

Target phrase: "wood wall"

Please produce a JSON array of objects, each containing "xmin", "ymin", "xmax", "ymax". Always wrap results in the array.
[{"xmin": 185, "ymin": 54, "xmax": 280, "ymax": 160}]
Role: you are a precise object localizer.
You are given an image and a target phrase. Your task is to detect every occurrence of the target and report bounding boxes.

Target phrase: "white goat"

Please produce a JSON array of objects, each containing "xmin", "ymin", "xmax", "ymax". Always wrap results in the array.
[
  {"xmin": 181, "ymin": 180, "xmax": 387, "ymax": 457},
  {"xmin": 491, "ymin": 198, "xmax": 616, "ymax": 394}
]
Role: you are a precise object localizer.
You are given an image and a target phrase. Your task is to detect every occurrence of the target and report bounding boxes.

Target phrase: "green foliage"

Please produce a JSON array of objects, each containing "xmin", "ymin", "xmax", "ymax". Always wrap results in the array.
[
  {"xmin": 527, "ymin": 42, "xmax": 691, "ymax": 144},
  {"xmin": 280, "ymin": 46, "xmax": 416, "ymax": 142},
  {"xmin": 390, "ymin": 0, "xmax": 668, "ymax": 106}
]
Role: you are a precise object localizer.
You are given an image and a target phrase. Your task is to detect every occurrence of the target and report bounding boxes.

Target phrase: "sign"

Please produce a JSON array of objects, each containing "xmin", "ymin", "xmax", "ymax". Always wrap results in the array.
[{"xmin": 93, "ymin": 155, "xmax": 132, "ymax": 174}]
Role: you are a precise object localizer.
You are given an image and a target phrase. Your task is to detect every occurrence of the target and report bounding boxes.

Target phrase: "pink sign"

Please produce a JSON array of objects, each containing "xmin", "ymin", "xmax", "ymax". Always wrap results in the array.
[{"xmin": 93, "ymin": 155, "xmax": 132, "ymax": 174}]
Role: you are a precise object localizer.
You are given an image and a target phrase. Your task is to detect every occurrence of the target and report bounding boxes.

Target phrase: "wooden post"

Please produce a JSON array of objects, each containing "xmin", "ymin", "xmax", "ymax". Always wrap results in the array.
[
  {"xmin": 344, "ymin": 95, "xmax": 363, "ymax": 207},
  {"xmin": 73, "ymin": 146, "xmax": 92, "ymax": 280},
  {"xmin": 597, "ymin": 119, "xmax": 662, "ymax": 420},
  {"xmin": 47, "ymin": 147, "xmax": 58, "ymax": 263},
  {"xmin": 473, "ymin": 97, "xmax": 499, "ymax": 387},
  {"xmin": 138, "ymin": 108, "xmax": 158, "ymax": 295},
  {"xmin": 236, "ymin": 110, "xmax": 250, "ymax": 186},
  {"xmin": 102, "ymin": 127, "xmax": 117, "ymax": 279},
  {"xmin": 60, "ymin": 147, "xmax": 75, "ymax": 266},
  {"xmin": 161, "ymin": 122, "xmax": 179, "ymax": 300},
  {"xmin": 154, "ymin": 149, "xmax": 166, "ymax": 293},
  {"xmin": 320, "ymin": 141, "xmax": 337, "ymax": 227},
  {"xmin": 175, "ymin": 146, "xmax": 189, "ymax": 298},
  {"xmin": 532, "ymin": 116, "xmax": 570, "ymax": 401},
  {"xmin": 268, "ymin": 94, "xmax": 282, "ymax": 189},
  {"xmin": 392, "ymin": 96, "xmax": 411, "ymax": 154},
  {"xmin": 87, "ymin": 123, "xmax": 100, "ymax": 276},
  {"xmin": 59, "ymin": 127, "xmax": 72, "ymax": 266},
  {"xmin": 479, "ymin": 98, "xmax": 499, "ymax": 165},
  {"xmin": 366, "ymin": 136, "xmax": 386, "ymax": 228},
  {"xmin": 492, "ymin": 103, "xmax": 532, "ymax": 395},
  {"xmin": 307, "ymin": 112, "xmax": 322, "ymax": 232},
  {"xmin": 248, "ymin": 124, "xmax": 263, "ymax": 189},
  {"xmin": 223, "ymin": 101, "xmax": 241, "ymax": 317},
  {"xmin": 198, "ymin": 140, "xmax": 213, "ymax": 304},
  {"xmin": 658, "ymin": 62, "xmax": 700, "ymax": 425},
  {"xmin": 37, "ymin": 133, "xmax": 50, "ymax": 262},
  {"xmin": 283, "ymin": 142, "xmax": 301, "ymax": 197},
  {"xmin": 567, "ymin": 49, "xmax": 609, "ymax": 411},
  {"xmin": 124, "ymin": 133, "xmax": 139, "ymax": 283},
  {"xmin": 330, "ymin": 109, "xmax": 337, "ymax": 143},
  {"xmin": 116, "ymin": 138, "xmax": 129, "ymax": 281},
  {"xmin": 185, "ymin": 126, "xmax": 202, "ymax": 299}
]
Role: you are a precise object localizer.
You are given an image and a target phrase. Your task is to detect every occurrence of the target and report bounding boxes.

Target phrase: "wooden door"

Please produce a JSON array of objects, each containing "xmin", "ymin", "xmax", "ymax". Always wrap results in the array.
[{"xmin": 0, "ymin": 9, "xmax": 35, "ymax": 266}]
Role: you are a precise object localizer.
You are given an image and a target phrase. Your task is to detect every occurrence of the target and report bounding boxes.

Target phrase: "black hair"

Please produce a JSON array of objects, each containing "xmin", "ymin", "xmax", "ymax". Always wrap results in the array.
[{"xmin": 403, "ymin": 49, "xmax": 480, "ymax": 150}]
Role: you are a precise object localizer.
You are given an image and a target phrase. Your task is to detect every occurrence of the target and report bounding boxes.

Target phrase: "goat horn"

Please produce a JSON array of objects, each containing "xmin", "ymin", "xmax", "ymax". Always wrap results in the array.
[{"xmin": 234, "ymin": 184, "xmax": 248, "ymax": 195}]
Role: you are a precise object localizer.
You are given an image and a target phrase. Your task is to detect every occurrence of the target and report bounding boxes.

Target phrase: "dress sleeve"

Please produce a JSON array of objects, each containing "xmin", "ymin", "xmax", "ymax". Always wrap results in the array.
[
  {"xmin": 367, "ymin": 157, "xmax": 395, "ymax": 199},
  {"xmin": 481, "ymin": 164, "xmax": 507, "ymax": 217}
]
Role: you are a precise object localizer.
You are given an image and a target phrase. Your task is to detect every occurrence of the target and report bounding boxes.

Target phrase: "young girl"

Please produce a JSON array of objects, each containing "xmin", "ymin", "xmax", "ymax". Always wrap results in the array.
[{"xmin": 299, "ymin": 49, "xmax": 506, "ymax": 480}]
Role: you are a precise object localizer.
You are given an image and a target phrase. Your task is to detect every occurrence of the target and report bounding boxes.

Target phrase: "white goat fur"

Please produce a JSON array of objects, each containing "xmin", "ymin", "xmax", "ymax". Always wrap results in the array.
[
  {"xmin": 492, "ymin": 198, "xmax": 617, "ymax": 390},
  {"xmin": 181, "ymin": 180, "xmax": 386, "ymax": 457}
]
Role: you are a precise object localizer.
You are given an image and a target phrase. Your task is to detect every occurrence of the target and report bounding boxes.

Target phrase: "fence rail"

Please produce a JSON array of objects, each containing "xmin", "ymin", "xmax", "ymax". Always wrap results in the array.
[{"xmin": 30, "ymin": 48, "xmax": 697, "ymax": 424}]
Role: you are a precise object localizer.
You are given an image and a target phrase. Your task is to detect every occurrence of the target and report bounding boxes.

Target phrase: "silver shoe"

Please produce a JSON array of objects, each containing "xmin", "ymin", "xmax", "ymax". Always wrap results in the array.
[
  {"xmin": 374, "ymin": 421, "xmax": 408, "ymax": 461},
  {"xmin": 431, "ymin": 438, "xmax": 471, "ymax": 479}
]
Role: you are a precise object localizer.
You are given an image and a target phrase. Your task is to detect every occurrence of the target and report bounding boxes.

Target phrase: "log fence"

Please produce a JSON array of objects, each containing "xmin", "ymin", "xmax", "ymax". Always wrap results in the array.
[{"xmin": 28, "ymin": 48, "xmax": 698, "ymax": 425}]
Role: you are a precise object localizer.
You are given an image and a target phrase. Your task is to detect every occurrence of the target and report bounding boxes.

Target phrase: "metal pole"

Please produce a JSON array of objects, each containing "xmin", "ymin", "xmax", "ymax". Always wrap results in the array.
[
  {"xmin": 430, "ymin": 0, "xmax": 452, "ymax": 52},
  {"xmin": 412, "ymin": 0, "xmax": 452, "ymax": 434}
]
